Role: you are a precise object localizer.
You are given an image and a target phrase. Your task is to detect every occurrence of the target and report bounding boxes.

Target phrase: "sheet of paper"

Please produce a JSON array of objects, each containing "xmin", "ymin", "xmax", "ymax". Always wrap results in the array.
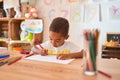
[{"xmin": 25, "ymin": 55, "xmax": 74, "ymax": 64}]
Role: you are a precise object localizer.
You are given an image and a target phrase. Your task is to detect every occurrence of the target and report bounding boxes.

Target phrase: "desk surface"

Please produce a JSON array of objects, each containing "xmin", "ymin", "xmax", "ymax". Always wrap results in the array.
[{"xmin": 0, "ymin": 52, "xmax": 120, "ymax": 80}]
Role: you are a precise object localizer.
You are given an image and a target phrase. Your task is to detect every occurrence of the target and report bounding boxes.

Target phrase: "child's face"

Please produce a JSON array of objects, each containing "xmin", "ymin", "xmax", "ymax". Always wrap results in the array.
[{"xmin": 49, "ymin": 31, "xmax": 68, "ymax": 47}]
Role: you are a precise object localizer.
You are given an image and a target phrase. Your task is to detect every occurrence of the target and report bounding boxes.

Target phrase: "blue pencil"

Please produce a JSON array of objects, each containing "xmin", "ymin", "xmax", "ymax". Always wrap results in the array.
[{"xmin": 0, "ymin": 54, "xmax": 10, "ymax": 59}]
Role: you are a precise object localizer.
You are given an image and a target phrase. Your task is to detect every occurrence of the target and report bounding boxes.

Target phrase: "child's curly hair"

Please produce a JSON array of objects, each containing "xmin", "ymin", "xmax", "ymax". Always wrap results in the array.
[{"xmin": 49, "ymin": 17, "xmax": 69, "ymax": 37}]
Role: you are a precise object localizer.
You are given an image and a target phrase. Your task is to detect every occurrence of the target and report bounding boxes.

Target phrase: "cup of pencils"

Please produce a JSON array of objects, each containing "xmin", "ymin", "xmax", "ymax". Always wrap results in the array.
[{"xmin": 83, "ymin": 29, "xmax": 100, "ymax": 76}]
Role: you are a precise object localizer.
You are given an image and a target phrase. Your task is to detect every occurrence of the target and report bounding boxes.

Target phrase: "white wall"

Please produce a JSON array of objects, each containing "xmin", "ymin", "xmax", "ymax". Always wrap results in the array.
[{"xmin": 35, "ymin": 0, "xmax": 120, "ymax": 57}]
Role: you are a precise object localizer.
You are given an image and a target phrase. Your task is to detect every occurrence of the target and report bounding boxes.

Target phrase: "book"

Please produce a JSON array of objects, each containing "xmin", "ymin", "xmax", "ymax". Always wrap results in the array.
[{"xmin": 0, "ymin": 47, "xmax": 9, "ymax": 59}]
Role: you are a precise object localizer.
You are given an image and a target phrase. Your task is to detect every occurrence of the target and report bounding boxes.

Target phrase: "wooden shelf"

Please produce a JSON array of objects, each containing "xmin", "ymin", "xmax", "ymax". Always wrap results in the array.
[
  {"xmin": 0, "ymin": 18, "xmax": 43, "ymax": 50},
  {"xmin": 102, "ymin": 45, "xmax": 120, "ymax": 59},
  {"xmin": 0, "ymin": 18, "xmax": 10, "ymax": 21},
  {"xmin": 0, "ymin": 37, "xmax": 8, "ymax": 41}
]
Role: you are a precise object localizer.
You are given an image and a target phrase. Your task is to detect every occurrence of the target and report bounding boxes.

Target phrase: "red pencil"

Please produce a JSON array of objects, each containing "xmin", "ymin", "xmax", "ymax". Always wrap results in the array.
[
  {"xmin": 8, "ymin": 56, "xmax": 22, "ymax": 65},
  {"xmin": 34, "ymin": 39, "xmax": 44, "ymax": 49},
  {"xmin": 98, "ymin": 70, "xmax": 112, "ymax": 78},
  {"xmin": 39, "ymin": 44, "xmax": 44, "ymax": 49},
  {"xmin": 25, "ymin": 53, "xmax": 35, "ymax": 58}
]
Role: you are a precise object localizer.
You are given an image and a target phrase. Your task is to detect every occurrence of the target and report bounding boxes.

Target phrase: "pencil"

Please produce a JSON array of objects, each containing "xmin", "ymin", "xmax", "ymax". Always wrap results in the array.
[
  {"xmin": 0, "ymin": 56, "xmax": 21, "ymax": 66},
  {"xmin": 0, "ymin": 57, "xmax": 9, "ymax": 61},
  {"xmin": 0, "ymin": 61, "xmax": 8, "ymax": 66},
  {"xmin": 8, "ymin": 56, "xmax": 22, "ymax": 65},
  {"xmin": 0, "ymin": 54, "xmax": 10, "ymax": 59},
  {"xmin": 39, "ymin": 44, "xmax": 44, "ymax": 49},
  {"xmin": 25, "ymin": 53, "xmax": 35, "ymax": 58},
  {"xmin": 34, "ymin": 38, "xmax": 44, "ymax": 49},
  {"xmin": 98, "ymin": 70, "xmax": 112, "ymax": 78}
]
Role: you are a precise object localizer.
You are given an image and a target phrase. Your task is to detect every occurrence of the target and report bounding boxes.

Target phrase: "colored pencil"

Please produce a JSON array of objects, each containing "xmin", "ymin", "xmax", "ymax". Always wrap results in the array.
[
  {"xmin": 98, "ymin": 70, "xmax": 112, "ymax": 78},
  {"xmin": 0, "ymin": 56, "xmax": 20, "ymax": 66},
  {"xmin": 25, "ymin": 53, "xmax": 35, "ymax": 58},
  {"xmin": 0, "ymin": 61, "xmax": 8, "ymax": 66},
  {"xmin": 34, "ymin": 38, "xmax": 44, "ymax": 49},
  {"xmin": 83, "ymin": 29, "xmax": 100, "ymax": 72},
  {"xmin": 0, "ymin": 57, "xmax": 9, "ymax": 61},
  {"xmin": 0, "ymin": 54, "xmax": 10, "ymax": 59},
  {"xmin": 8, "ymin": 56, "xmax": 22, "ymax": 65},
  {"xmin": 89, "ymin": 33, "xmax": 96, "ymax": 70},
  {"xmin": 39, "ymin": 44, "xmax": 44, "ymax": 49}
]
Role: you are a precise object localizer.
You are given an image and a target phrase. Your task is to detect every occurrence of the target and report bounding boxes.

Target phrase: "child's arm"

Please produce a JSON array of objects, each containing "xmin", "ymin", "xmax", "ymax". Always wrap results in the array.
[{"xmin": 57, "ymin": 49, "xmax": 83, "ymax": 60}]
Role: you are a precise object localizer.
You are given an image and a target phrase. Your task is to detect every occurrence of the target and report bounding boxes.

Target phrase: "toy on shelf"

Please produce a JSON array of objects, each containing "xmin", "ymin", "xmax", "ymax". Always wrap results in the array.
[
  {"xmin": 25, "ymin": 6, "xmax": 39, "ymax": 19},
  {"xmin": 20, "ymin": 21, "xmax": 33, "ymax": 41},
  {"xmin": 14, "ymin": 6, "xmax": 21, "ymax": 18},
  {"xmin": 3, "ymin": 0, "xmax": 20, "ymax": 18},
  {"xmin": 20, "ymin": 19, "xmax": 43, "ymax": 34}
]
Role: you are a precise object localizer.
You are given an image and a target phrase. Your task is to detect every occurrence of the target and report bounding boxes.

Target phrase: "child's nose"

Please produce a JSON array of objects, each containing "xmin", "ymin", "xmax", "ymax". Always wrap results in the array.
[{"xmin": 51, "ymin": 40, "xmax": 57, "ymax": 47}]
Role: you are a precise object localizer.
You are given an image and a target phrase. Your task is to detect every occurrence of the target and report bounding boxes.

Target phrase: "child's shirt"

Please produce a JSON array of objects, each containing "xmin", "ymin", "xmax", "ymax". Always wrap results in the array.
[{"xmin": 31, "ymin": 41, "xmax": 81, "ymax": 55}]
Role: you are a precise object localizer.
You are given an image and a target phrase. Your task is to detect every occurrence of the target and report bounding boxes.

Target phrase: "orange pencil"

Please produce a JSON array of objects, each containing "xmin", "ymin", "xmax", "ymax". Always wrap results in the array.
[{"xmin": 8, "ymin": 56, "xmax": 22, "ymax": 65}]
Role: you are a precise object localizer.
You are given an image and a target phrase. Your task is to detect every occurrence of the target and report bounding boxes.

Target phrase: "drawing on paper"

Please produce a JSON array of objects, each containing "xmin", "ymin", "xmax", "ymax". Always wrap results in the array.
[
  {"xmin": 109, "ymin": 5, "xmax": 120, "ymax": 20},
  {"xmin": 84, "ymin": 4, "xmax": 100, "ymax": 23},
  {"xmin": 70, "ymin": 4, "xmax": 84, "ymax": 23}
]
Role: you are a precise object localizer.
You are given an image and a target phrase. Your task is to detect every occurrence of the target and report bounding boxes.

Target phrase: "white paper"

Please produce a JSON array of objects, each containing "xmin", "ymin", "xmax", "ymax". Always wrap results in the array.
[
  {"xmin": 0, "ymin": 47, "xmax": 8, "ymax": 55},
  {"xmin": 25, "ymin": 55, "xmax": 74, "ymax": 64}
]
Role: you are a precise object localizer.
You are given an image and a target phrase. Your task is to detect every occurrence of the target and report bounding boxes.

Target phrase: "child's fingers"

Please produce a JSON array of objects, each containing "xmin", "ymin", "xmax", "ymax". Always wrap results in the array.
[
  {"xmin": 40, "ymin": 49, "xmax": 48, "ymax": 56},
  {"xmin": 56, "ymin": 54, "xmax": 61, "ymax": 59},
  {"xmin": 41, "ymin": 53, "xmax": 48, "ymax": 56},
  {"xmin": 57, "ymin": 54, "xmax": 66, "ymax": 60}
]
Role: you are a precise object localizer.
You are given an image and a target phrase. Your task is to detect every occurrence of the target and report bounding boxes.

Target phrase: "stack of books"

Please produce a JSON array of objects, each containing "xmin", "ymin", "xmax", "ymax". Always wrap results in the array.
[{"xmin": 0, "ymin": 47, "xmax": 9, "ymax": 59}]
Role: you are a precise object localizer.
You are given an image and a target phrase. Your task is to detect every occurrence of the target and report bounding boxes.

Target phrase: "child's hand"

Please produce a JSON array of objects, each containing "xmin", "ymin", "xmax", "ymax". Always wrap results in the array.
[
  {"xmin": 40, "ymin": 49, "xmax": 48, "ymax": 56},
  {"xmin": 56, "ymin": 54, "xmax": 71, "ymax": 60},
  {"xmin": 34, "ymin": 45, "xmax": 48, "ymax": 56}
]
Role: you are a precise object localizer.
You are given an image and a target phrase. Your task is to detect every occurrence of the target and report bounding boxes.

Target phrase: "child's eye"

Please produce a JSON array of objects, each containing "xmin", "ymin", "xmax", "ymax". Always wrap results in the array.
[{"xmin": 50, "ymin": 38, "xmax": 53, "ymax": 41}]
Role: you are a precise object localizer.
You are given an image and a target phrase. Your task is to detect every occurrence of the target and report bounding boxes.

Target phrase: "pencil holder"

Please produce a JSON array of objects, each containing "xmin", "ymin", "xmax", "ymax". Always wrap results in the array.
[{"xmin": 83, "ymin": 29, "xmax": 99, "ymax": 76}]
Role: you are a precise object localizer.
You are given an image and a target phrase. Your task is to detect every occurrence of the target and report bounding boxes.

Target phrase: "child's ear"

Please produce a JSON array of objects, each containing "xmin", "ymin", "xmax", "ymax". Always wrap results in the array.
[{"xmin": 65, "ymin": 35, "xmax": 69, "ymax": 40}]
